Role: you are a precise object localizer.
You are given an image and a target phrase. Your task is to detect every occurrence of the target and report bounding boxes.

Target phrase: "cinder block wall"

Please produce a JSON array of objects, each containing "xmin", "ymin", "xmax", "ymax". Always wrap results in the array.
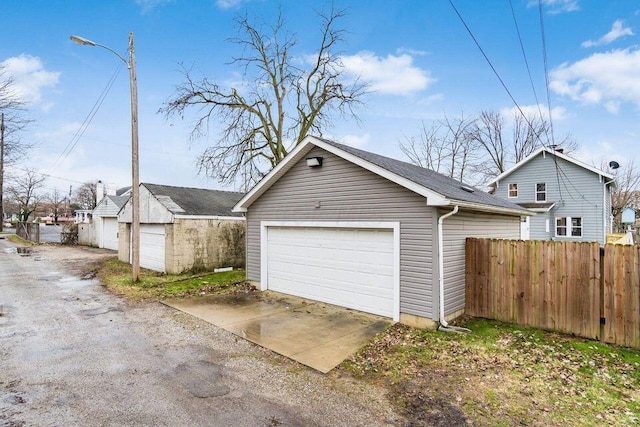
[
  {"xmin": 77, "ymin": 223, "xmax": 96, "ymax": 246},
  {"xmin": 167, "ymin": 219, "xmax": 245, "ymax": 274},
  {"xmin": 117, "ymin": 223, "xmax": 130, "ymax": 264}
]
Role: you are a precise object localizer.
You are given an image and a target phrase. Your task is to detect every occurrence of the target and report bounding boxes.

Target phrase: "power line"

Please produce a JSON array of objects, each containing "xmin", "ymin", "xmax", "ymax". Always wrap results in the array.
[
  {"xmin": 48, "ymin": 62, "xmax": 124, "ymax": 172},
  {"xmin": 537, "ymin": 0, "xmax": 557, "ymax": 147},
  {"xmin": 508, "ymin": 0, "xmax": 549, "ymax": 143},
  {"xmin": 448, "ymin": 0, "xmax": 576, "ymax": 202}
]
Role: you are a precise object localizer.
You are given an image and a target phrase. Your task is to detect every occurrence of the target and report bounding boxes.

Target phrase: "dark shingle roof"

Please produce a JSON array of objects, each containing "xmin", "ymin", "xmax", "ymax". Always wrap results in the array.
[
  {"xmin": 318, "ymin": 138, "xmax": 528, "ymax": 213},
  {"xmin": 107, "ymin": 195, "xmax": 129, "ymax": 210},
  {"xmin": 143, "ymin": 183, "xmax": 244, "ymax": 217}
]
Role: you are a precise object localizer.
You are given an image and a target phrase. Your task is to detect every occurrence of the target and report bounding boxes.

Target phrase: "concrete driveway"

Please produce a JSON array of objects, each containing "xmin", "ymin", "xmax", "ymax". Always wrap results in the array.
[{"xmin": 163, "ymin": 291, "xmax": 392, "ymax": 373}]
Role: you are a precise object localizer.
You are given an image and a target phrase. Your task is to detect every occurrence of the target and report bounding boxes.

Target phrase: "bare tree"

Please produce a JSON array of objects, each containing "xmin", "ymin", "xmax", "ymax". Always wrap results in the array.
[
  {"xmin": 73, "ymin": 181, "xmax": 98, "ymax": 210},
  {"xmin": 400, "ymin": 114, "xmax": 478, "ymax": 183},
  {"xmin": 401, "ymin": 109, "xmax": 579, "ymax": 185},
  {"xmin": 161, "ymin": 7, "xmax": 367, "ymax": 188},
  {"xmin": 599, "ymin": 160, "xmax": 640, "ymax": 231},
  {"xmin": 0, "ymin": 66, "xmax": 33, "ymax": 231},
  {"xmin": 7, "ymin": 169, "xmax": 45, "ymax": 222},
  {"xmin": 45, "ymin": 189, "xmax": 66, "ymax": 224}
]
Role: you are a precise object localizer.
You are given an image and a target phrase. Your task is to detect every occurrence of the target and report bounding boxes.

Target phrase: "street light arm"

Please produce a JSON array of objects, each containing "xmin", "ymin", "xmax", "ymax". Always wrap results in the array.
[{"xmin": 69, "ymin": 35, "xmax": 130, "ymax": 68}]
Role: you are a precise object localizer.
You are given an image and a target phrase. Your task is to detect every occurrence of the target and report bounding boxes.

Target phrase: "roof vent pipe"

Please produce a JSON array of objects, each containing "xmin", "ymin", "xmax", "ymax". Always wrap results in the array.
[{"xmin": 437, "ymin": 205, "xmax": 471, "ymax": 334}]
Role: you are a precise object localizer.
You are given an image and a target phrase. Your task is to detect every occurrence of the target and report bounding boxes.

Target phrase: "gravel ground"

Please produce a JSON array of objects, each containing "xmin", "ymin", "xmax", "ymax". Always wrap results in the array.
[{"xmin": 0, "ymin": 242, "xmax": 403, "ymax": 426}]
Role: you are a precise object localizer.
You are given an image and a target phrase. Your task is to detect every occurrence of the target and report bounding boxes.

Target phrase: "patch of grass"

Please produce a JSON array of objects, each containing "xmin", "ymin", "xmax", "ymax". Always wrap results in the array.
[
  {"xmin": 6, "ymin": 234, "xmax": 37, "ymax": 245},
  {"xmin": 97, "ymin": 259, "xmax": 249, "ymax": 300},
  {"xmin": 341, "ymin": 318, "xmax": 640, "ymax": 426}
]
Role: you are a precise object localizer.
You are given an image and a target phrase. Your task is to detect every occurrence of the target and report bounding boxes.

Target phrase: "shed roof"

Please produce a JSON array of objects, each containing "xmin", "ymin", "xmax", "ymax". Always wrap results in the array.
[
  {"xmin": 143, "ymin": 183, "xmax": 244, "ymax": 217},
  {"xmin": 234, "ymin": 135, "xmax": 529, "ymax": 216}
]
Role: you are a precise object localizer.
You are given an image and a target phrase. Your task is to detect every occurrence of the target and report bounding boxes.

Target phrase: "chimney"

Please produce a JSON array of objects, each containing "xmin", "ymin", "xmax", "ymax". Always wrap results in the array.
[
  {"xmin": 106, "ymin": 183, "xmax": 117, "ymax": 196},
  {"xmin": 96, "ymin": 180, "xmax": 104, "ymax": 202}
]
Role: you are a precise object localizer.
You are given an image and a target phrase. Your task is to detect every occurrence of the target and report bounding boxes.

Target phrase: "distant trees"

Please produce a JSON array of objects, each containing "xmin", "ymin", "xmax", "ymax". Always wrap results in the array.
[
  {"xmin": 601, "ymin": 160, "xmax": 640, "ymax": 232},
  {"xmin": 400, "ymin": 109, "xmax": 577, "ymax": 185},
  {"xmin": 73, "ymin": 181, "xmax": 98, "ymax": 210},
  {"xmin": 6, "ymin": 169, "xmax": 45, "ymax": 222},
  {"xmin": 44, "ymin": 189, "xmax": 66, "ymax": 223},
  {"xmin": 162, "ymin": 7, "xmax": 367, "ymax": 188}
]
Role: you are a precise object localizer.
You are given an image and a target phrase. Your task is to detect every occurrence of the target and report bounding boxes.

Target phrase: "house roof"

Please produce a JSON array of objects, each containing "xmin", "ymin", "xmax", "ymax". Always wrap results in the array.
[
  {"xmin": 107, "ymin": 195, "xmax": 129, "ymax": 210},
  {"xmin": 143, "ymin": 183, "xmax": 244, "ymax": 217},
  {"xmin": 234, "ymin": 135, "xmax": 530, "ymax": 216},
  {"xmin": 116, "ymin": 186, "xmax": 132, "ymax": 196},
  {"xmin": 487, "ymin": 147, "xmax": 616, "ymax": 187}
]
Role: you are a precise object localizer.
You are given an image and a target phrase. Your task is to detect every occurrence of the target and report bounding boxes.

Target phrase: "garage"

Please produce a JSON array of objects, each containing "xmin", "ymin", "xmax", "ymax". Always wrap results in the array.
[
  {"xmin": 264, "ymin": 225, "xmax": 398, "ymax": 318},
  {"xmin": 235, "ymin": 136, "xmax": 527, "ymax": 328},
  {"xmin": 102, "ymin": 218, "xmax": 119, "ymax": 250},
  {"xmin": 138, "ymin": 224, "xmax": 165, "ymax": 272}
]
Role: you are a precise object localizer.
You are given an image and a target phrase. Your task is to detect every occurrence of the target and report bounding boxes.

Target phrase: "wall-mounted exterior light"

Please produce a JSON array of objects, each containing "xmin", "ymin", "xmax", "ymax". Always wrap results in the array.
[{"xmin": 306, "ymin": 157, "xmax": 323, "ymax": 167}]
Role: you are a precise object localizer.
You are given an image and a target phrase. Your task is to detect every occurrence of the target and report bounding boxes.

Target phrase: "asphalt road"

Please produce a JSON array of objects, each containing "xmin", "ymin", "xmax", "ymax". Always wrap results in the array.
[
  {"xmin": 39, "ymin": 224, "xmax": 63, "ymax": 243},
  {"xmin": 0, "ymin": 240, "xmax": 399, "ymax": 427}
]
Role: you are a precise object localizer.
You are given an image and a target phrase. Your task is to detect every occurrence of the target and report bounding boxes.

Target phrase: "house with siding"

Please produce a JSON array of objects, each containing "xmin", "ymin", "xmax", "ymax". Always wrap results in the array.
[
  {"xmin": 487, "ymin": 147, "xmax": 615, "ymax": 245},
  {"xmin": 233, "ymin": 135, "xmax": 529, "ymax": 329}
]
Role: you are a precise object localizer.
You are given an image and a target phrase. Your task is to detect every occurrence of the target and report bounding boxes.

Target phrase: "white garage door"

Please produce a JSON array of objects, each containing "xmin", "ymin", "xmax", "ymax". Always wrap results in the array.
[
  {"xmin": 102, "ymin": 218, "xmax": 119, "ymax": 250},
  {"xmin": 139, "ymin": 224, "xmax": 166, "ymax": 272},
  {"xmin": 266, "ymin": 226, "xmax": 395, "ymax": 318}
]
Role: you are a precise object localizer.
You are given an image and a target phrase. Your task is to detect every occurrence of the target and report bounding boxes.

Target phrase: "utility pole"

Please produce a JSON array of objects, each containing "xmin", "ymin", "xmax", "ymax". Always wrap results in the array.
[
  {"xmin": 129, "ymin": 32, "xmax": 140, "ymax": 282},
  {"xmin": 0, "ymin": 113, "xmax": 5, "ymax": 232}
]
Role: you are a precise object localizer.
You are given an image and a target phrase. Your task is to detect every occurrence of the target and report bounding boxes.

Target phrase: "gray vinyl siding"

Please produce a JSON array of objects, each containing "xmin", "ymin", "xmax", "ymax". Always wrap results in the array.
[
  {"xmin": 494, "ymin": 154, "xmax": 607, "ymax": 244},
  {"xmin": 442, "ymin": 211, "xmax": 520, "ymax": 316},
  {"xmin": 246, "ymin": 147, "xmax": 437, "ymax": 319},
  {"xmin": 530, "ymin": 213, "xmax": 550, "ymax": 240}
]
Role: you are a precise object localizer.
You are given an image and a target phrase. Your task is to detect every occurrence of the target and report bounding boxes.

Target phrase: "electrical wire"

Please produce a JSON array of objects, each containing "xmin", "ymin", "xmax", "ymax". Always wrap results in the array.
[
  {"xmin": 508, "ymin": 0, "xmax": 549, "ymax": 143},
  {"xmin": 48, "ymin": 62, "xmax": 124, "ymax": 172},
  {"xmin": 448, "ymin": 0, "xmax": 577, "ymax": 202}
]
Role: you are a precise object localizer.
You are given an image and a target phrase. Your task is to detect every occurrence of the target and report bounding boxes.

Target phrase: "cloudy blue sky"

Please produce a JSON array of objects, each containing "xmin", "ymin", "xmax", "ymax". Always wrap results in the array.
[{"xmin": 1, "ymin": 0, "xmax": 639, "ymax": 194}]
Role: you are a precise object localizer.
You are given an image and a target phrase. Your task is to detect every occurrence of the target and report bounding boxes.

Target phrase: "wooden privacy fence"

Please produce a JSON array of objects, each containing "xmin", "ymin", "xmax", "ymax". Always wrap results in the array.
[{"xmin": 465, "ymin": 238, "xmax": 640, "ymax": 350}]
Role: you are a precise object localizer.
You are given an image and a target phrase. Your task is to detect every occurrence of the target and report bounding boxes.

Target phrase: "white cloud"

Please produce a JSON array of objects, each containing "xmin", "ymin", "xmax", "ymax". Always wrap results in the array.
[
  {"xmin": 1, "ymin": 55, "xmax": 59, "ymax": 106},
  {"xmin": 529, "ymin": 0, "xmax": 579, "ymax": 14},
  {"xmin": 500, "ymin": 104, "xmax": 567, "ymax": 122},
  {"xmin": 216, "ymin": 0, "xmax": 244, "ymax": 9},
  {"xmin": 135, "ymin": 0, "xmax": 173, "ymax": 13},
  {"xmin": 340, "ymin": 51, "xmax": 434, "ymax": 96},
  {"xmin": 550, "ymin": 48, "xmax": 640, "ymax": 112},
  {"xmin": 582, "ymin": 20, "xmax": 633, "ymax": 48},
  {"xmin": 334, "ymin": 133, "xmax": 370, "ymax": 148}
]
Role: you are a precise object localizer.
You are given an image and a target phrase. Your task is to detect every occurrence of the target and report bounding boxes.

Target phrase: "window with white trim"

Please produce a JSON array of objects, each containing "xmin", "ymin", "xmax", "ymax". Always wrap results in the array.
[
  {"xmin": 536, "ymin": 183, "xmax": 546, "ymax": 202},
  {"xmin": 556, "ymin": 217, "xmax": 582, "ymax": 237},
  {"xmin": 508, "ymin": 183, "xmax": 518, "ymax": 198}
]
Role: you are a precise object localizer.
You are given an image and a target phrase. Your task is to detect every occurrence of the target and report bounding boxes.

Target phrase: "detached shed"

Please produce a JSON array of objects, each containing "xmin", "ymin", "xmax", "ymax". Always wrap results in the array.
[
  {"xmin": 118, "ymin": 183, "xmax": 245, "ymax": 274},
  {"xmin": 93, "ymin": 195, "xmax": 129, "ymax": 250},
  {"xmin": 234, "ymin": 136, "xmax": 529, "ymax": 327}
]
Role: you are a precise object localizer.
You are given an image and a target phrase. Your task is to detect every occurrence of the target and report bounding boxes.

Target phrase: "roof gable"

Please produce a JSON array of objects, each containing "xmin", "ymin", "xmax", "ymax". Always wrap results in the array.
[
  {"xmin": 143, "ymin": 183, "xmax": 244, "ymax": 217},
  {"xmin": 487, "ymin": 147, "xmax": 615, "ymax": 187},
  {"xmin": 234, "ymin": 135, "xmax": 529, "ymax": 216},
  {"xmin": 93, "ymin": 195, "xmax": 129, "ymax": 216}
]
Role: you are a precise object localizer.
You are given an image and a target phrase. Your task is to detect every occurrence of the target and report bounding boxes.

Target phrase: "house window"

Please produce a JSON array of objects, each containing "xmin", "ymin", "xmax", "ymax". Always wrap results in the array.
[
  {"xmin": 536, "ymin": 183, "xmax": 546, "ymax": 202},
  {"xmin": 571, "ymin": 217, "xmax": 582, "ymax": 237},
  {"xmin": 508, "ymin": 183, "xmax": 518, "ymax": 198},
  {"xmin": 556, "ymin": 217, "xmax": 582, "ymax": 237}
]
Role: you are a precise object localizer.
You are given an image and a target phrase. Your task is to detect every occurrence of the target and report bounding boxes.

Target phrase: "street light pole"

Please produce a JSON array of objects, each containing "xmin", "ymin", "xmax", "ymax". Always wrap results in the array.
[{"xmin": 70, "ymin": 33, "xmax": 140, "ymax": 282}]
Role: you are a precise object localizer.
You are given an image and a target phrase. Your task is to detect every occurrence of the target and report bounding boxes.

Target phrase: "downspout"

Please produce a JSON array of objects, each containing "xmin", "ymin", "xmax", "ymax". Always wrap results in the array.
[
  {"xmin": 603, "ymin": 178, "xmax": 615, "ymax": 241},
  {"xmin": 437, "ymin": 205, "xmax": 470, "ymax": 333}
]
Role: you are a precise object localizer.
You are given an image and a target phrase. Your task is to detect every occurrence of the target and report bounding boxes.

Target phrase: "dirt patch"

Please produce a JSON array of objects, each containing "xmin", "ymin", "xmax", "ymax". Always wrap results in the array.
[{"xmin": 34, "ymin": 245, "xmax": 116, "ymax": 276}]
